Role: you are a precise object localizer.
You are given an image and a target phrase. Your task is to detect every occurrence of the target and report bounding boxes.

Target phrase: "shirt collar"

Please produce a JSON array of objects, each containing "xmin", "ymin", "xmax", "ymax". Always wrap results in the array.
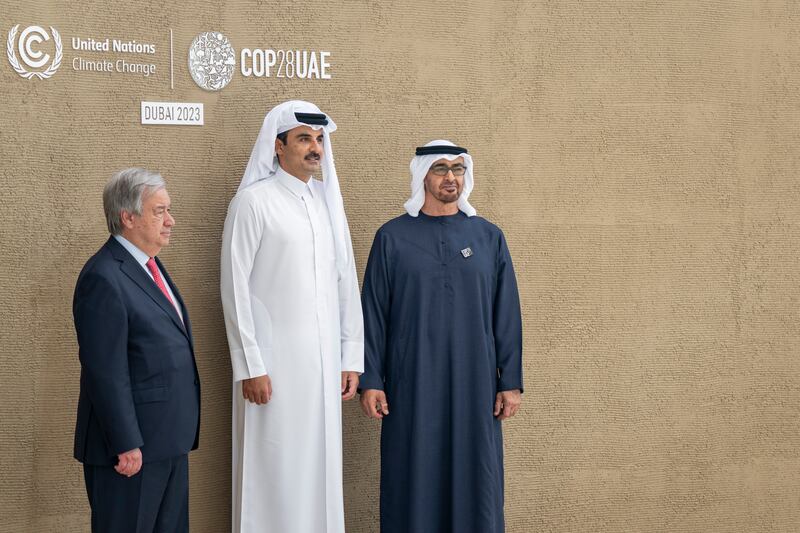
[
  {"xmin": 275, "ymin": 165, "xmax": 315, "ymax": 199},
  {"xmin": 114, "ymin": 234, "xmax": 151, "ymax": 268}
]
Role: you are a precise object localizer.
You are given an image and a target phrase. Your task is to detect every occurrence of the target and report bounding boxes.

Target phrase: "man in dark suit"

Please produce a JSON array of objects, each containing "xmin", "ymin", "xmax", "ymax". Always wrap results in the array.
[{"xmin": 73, "ymin": 167, "xmax": 200, "ymax": 533}]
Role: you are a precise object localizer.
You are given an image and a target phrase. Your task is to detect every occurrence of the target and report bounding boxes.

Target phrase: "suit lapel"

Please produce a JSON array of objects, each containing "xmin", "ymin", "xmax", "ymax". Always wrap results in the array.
[
  {"xmin": 156, "ymin": 256, "xmax": 193, "ymax": 346},
  {"xmin": 106, "ymin": 238, "xmax": 190, "ymax": 341}
]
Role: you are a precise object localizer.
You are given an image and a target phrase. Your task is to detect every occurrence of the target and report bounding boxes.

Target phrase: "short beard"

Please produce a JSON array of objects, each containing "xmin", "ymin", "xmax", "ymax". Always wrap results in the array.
[
  {"xmin": 425, "ymin": 176, "xmax": 460, "ymax": 204},
  {"xmin": 433, "ymin": 189, "xmax": 459, "ymax": 203}
]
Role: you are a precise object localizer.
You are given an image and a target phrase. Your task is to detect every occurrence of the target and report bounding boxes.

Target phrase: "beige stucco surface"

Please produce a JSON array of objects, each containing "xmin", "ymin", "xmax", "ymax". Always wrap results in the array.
[{"xmin": 2, "ymin": 1, "xmax": 800, "ymax": 531}]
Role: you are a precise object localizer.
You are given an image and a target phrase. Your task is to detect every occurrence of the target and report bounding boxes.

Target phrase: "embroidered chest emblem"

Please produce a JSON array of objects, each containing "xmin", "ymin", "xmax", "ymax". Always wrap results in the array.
[{"xmin": 461, "ymin": 247, "xmax": 473, "ymax": 258}]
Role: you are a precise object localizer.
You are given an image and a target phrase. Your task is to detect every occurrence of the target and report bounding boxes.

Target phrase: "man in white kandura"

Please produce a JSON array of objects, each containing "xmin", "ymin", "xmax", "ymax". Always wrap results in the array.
[{"xmin": 220, "ymin": 100, "xmax": 364, "ymax": 533}]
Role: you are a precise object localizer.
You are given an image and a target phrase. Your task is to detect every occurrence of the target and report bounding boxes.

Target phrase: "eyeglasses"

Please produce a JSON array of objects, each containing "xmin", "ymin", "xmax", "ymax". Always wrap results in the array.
[{"xmin": 429, "ymin": 164, "xmax": 467, "ymax": 177}]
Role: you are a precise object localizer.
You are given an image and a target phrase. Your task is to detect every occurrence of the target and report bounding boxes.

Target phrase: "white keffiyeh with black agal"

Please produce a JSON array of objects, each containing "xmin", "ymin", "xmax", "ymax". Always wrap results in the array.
[
  {"xmin": 404, "ymin": 139, "xmax": 476, "ymax": 217},
  {"xmin": 239, "ymin": 99, "xmax": 354, "ymax": 278}
]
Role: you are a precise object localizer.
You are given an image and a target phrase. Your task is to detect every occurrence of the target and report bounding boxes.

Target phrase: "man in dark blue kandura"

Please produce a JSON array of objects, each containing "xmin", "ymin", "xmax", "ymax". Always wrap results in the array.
[{"xmin": 359, "ymin": 140, "xmax": 523, "ymax": 533}]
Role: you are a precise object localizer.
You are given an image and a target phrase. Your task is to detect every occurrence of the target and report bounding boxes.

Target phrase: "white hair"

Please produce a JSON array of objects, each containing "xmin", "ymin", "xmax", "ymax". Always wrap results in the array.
[{"xmin": 103, "ymin": 168, "xmax": 165, "ymax": 235}]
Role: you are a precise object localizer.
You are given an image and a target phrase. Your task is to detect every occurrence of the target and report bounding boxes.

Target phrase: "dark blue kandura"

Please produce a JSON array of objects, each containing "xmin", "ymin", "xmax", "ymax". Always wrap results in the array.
[{"xmin": 361, "ymin": 211, "xmax": 523, "ymax": 533}]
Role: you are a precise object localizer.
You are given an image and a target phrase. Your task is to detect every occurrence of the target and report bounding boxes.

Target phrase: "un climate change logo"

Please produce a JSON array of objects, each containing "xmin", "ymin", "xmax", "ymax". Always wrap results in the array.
[
  {"xmin": 188, "ymin": 31, "xmax": 235, "ymax": 91},
  {"xmin": 7, "ymin": 25, "xmax": 62, "ymax": 79}
]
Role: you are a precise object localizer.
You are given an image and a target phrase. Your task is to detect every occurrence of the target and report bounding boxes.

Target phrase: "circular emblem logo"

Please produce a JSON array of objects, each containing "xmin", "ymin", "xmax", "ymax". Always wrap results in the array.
[
  {"xmin": 6, "ymin": 25, "xmax": 62, "ymax": 80},
  {"xmin": 188, "ymin": 31, "xmax": 235, "ymax": 91}
]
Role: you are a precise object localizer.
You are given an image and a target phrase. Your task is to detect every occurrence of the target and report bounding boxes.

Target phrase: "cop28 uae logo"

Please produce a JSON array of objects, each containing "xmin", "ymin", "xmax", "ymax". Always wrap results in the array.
[
  {"xmin": 6, "ymin": 25, "xmax": 62, "ymax": 79},
  {"xmin": 188, "ymin": 31, "xmax": 235, "ymax": 91}
]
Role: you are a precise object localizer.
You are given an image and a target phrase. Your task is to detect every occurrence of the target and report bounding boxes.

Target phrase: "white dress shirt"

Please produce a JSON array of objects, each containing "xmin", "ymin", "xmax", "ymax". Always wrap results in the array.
[{"xmin": 114, "ymin": 235, "xmax": 183, "ymax": 321}]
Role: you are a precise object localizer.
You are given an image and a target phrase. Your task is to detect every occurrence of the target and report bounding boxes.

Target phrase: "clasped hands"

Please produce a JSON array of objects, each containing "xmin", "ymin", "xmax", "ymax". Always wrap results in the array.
[{"xmin": 241, "ymin": 371, "xmax": 360, "ymax": 405}]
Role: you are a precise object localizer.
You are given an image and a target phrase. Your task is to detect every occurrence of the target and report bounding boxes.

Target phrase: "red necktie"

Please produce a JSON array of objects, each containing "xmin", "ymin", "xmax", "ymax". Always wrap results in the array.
[{"xmin": 146, "ymin": 257, "xmax": 175, "ymax": 307}]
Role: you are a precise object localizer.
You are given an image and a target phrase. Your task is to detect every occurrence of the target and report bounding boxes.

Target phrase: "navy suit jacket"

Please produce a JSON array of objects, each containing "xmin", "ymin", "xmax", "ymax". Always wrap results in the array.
[{"xmin": 73, "ymin": 237, "xmax": 200, "ymax": 466}]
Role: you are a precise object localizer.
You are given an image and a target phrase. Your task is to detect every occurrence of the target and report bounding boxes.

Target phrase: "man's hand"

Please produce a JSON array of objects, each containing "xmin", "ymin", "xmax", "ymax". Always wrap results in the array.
[
  {"xmin": 360, "ymin": 389, "xmax": 389, "ymax": 419},
  {"xmin": 242, "ymin": 374, "xmax": 272, "ymax": 404},
  {"xmin": 115, "ymin": 448, "xmax": 142, "ymax": 477},
  {"xmin": 341, "ymin": 372, "xmax": 359, "ymax": 401},
  {"xmin": 494, "ymin": 389, "xmax": 522, "ymax": 420}
]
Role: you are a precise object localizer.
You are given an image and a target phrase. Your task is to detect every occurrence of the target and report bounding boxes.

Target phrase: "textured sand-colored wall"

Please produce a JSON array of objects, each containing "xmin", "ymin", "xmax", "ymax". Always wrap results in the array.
[{"xmin": 2, "ymin": 1, "xmax": 800, "ymax": 531}]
